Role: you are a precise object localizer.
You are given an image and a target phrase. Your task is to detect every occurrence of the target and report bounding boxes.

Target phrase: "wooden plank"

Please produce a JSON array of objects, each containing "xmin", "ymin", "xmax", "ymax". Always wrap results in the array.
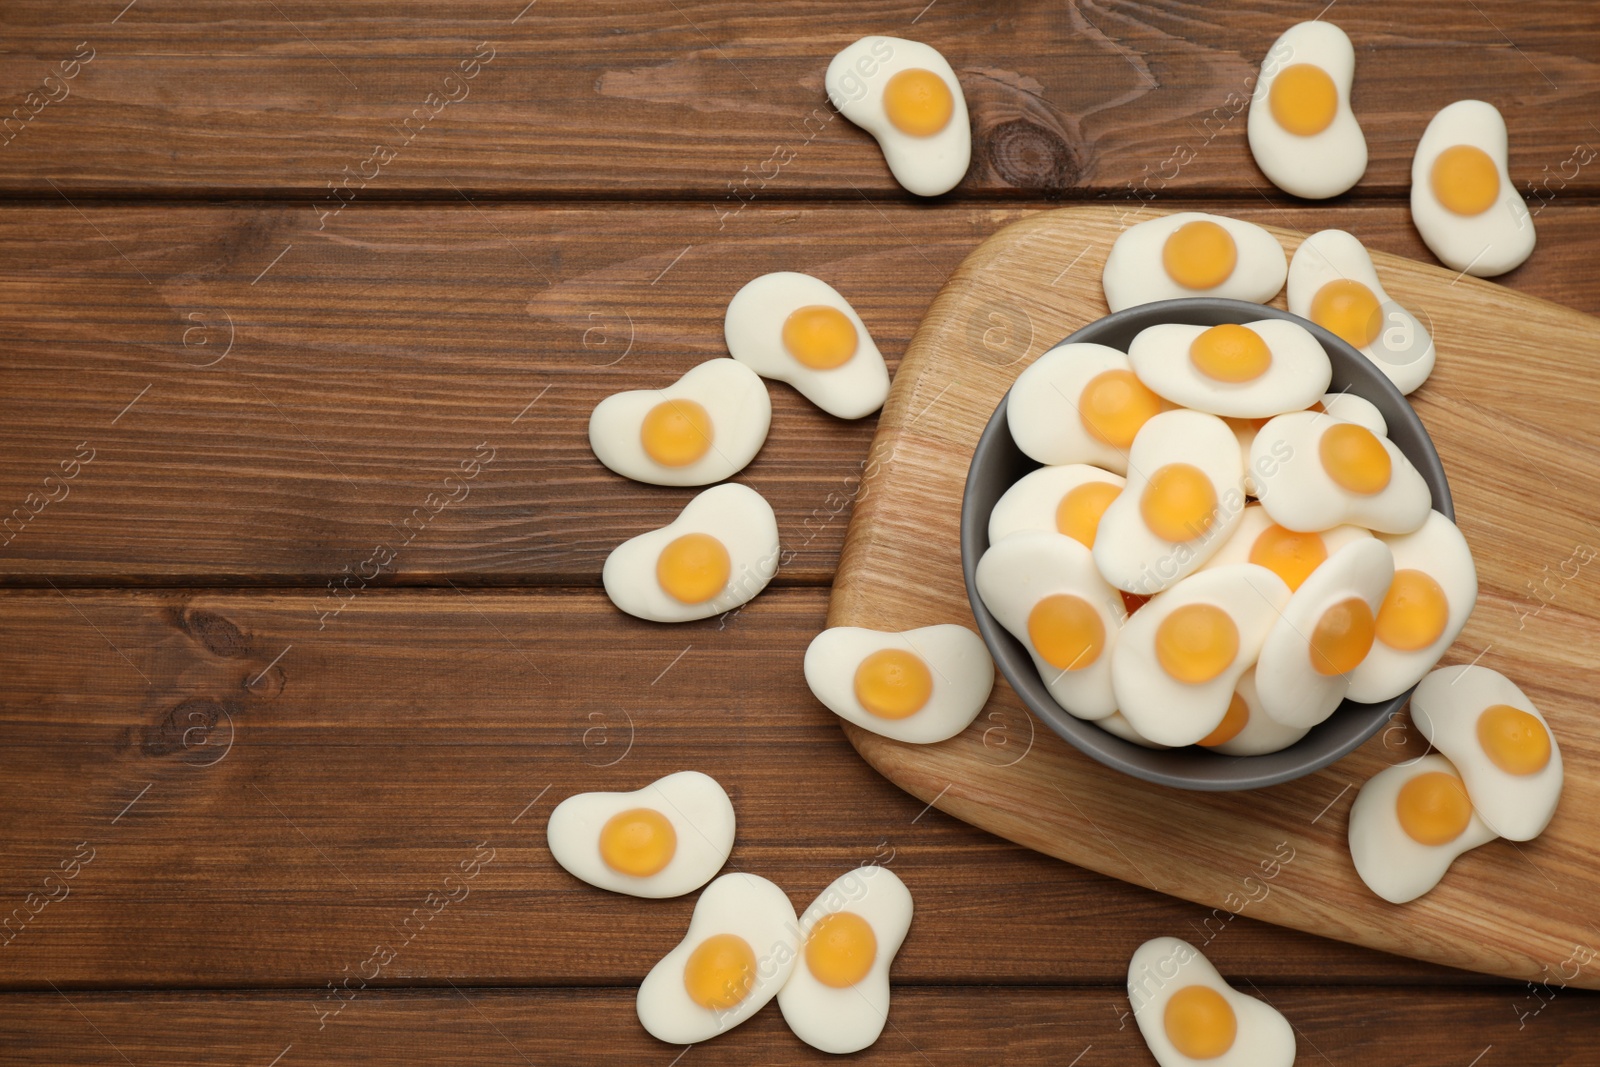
[
  {"xmin": 833, "ymin": 205, "xmax": 1600, "ymax": 988},
  {"xmin": 1, "ymin": 986, "xmax": 1592, "ymax": 1065},
  {"xmin": 0, "ymin": 1, "xmax": 1596, "ymax": 198},
  {"xmin": 0, "ymin": 587, "xmax": 1486, "ymax": 988},
  {"xmin": 1, "ymin": 201, "xmax": 1599, "ymax": 585}
]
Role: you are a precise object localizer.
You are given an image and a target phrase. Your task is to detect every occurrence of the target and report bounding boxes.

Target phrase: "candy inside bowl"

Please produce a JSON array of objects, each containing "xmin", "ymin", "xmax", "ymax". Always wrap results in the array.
[{"xmin": 960, "ymin": 298, "xmax": 1455, "ymax": 791}]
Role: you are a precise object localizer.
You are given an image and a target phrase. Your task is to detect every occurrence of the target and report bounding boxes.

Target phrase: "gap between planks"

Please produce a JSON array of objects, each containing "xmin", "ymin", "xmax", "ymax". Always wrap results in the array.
[{"xmin": 3, "ymin": 189, "xmax": 1598, "ymax": 206}]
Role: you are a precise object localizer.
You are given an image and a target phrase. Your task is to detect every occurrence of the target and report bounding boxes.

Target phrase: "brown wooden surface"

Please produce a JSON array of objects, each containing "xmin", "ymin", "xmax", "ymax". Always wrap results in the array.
[
  {"xmin": 4, "ymin": 202, "xmax": 1600, "ymax": 587},
  {"xmin": 1, "ymin": 1, "xmax": 1597, "ymax": 198},
  {"xmin": 0, "ymin": 588, "xmax": 1497, "ymax": 989},
  {"xmin": 1, "ymin": 0, "xmax": 1596, "ymax": 1061},
  {"xmin": 3, "ymin": 988, "xmax": 1596, "ymax": 1066}
]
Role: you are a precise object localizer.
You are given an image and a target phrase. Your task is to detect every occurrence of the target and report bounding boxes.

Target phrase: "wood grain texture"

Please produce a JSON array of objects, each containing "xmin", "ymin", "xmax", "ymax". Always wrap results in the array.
[
  {"xmin": 0, "ymin": 1, "xmax": 1597, "ymax": 198},
  {"xmin": 0, "ymin": 588, "xmax": 1482, "ymax": 989},
  {"xmin": 2, "ymin": 986, "xmax": 1595, "ymax": 1066},
  {"xmin": 2, "ymin": 201, "xmax": 1600, "ymax": 585},
  {"xmin": 832, "ymin": 205, "xmax": 1600, "ymax": 988},
  {"xmin": 3, "ymin": 1, "xmax": 1598, "ymax": 1058}
]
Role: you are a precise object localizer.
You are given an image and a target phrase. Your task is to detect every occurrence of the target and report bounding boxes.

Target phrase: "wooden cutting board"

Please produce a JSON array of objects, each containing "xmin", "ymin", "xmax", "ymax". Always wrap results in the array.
[{"xmin": 829, "ymin": 205, "xmax": 1600, "ymax": 988}]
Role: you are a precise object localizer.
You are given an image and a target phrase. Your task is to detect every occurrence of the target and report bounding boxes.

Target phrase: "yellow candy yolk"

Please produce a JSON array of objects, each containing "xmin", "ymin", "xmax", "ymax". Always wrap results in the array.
[
  {"xmin": 854, "ymin": 648, "xmax": 934, "ymax": 720},
  {"xmin": 683, "ymin": 933, "xmax": 758, "ymax": 1010},
  {"xmin": 1162, "ymin": 221, "xmax": 1238, "ymax": 291},
  {"xmin": 1269, "ymin": 63, "xmax": 1338, "ymax": 136},
  {"xmin": 1249, "ymin": 524, "xmax": 1328, "ymax": 592},
  {"xmin": 1477, "ymin": 704, "xmax": 1552, "ymax": 776},
  {"xmin": 1309, "ymin": 597, "xmax": 1375, "ymax": 676},
  {"xmin": 804, "ymin": 911, "xmax": 878, "ymax": 989},
  {"xmin": 656, "ymin": 533, "xmax": 731, "ymax": 605},
  {"xmin": 1374, "ymin": 569, "xmax": 1449, "ymax": 651},
  {"xmin": 1431, "ymin": 144, "xmax": 1500, "ymax": 216},
  {"xmin": 1079, "ymin": 370, "xmax": 1163, "ymax": 449},
  {"xmin": 1189, "ymin": 323, "xmax": 1272, "ymax": 383},
  {"xmin": 1141, "ymin": 463, "xmax": 1218, "ymax": 543},
  {"xmin": 782, "ymin": 305, "xmax": 858, "ymax": 369},
  {"xmin": 598, "ymin": 808, "xmax": 677, "ymax": 877},
  {"xmin": 1055, "ymin": 481, "xmax": 1121, "ymax": 548},
  {"xmin": 641, "ymin": 399, "xmax": 714, "ymax": 468},
  {"xmin": 1319, "ymin": 423, "xmax": 1391, "ymax": 495},
  {"xmin": 1164, "ymin": 984, "xmax": 1238, "ymax": 1059},
  {"xmin": 1155, "ymin": 604, "xmax": 1240, "ymax": 684},
  {"xmin": 1310, "ymin": 279, "xmax": 1382, "ymax": 349},
  {"xmin": 1199, "ymin": 693, "xmax": 1250, "ymax": 748},
  {"xmin": 883, "ymin": 68, "xmax": 954, "ymax": 137},
  {"xmin": 1027, "ymin": 594, "xmax": 1106, "ymax": 672},
  {"xmin": 1396, "ymin": 770, "xmax": 1473, "ymax": 846}
]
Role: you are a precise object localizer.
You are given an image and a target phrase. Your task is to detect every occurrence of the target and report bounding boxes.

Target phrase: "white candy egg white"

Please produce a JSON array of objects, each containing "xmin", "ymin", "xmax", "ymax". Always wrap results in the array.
[
  {"xmin": 603, "ymin": 483, "xmax": 779, "ymax": 623},
  {"xmin": 637, "ymin": 873, "xmax": 799, "ymax": 1043},
  {"xmin": 1128, "ymin": 937, "xmax": 1296, "ymax": 1067},
  {"xmin": 589, "ymin": 359, "xmax": 771, "ymax": 486},
  {"xmin": 1200, "ymin": 503, "xmax": 1372, "ymax": 591},
  {"xmin": 1287, "ymin": 229, "xmax": 1435, "ymax": 394},
  {"xmin": 1251, "ymin": 411, "xmax": 1431, "ymax": 533},
  {"xmin": 1411, "ymin": 666, "xmax": 1563, "ymax": 841},
  {"xmin": 1096, "ymin": 710, "xmax": 1172, "ymax": 749},
  {"xmin": 1224, "ymin": 418, "xmax": 1265, "ymax": 497},
  {"xmin": 1007, "ymin": 343, "xmax": 1152, "ymax": 474},
  {"xmin": 825, "ymin": 37, "xmax": 970, "ymax": 197},
  {"xmin": 1128, "ymin": 319, "xmax": 1331, "ymax": 418},
  {"xmin": 803, "ymin": 625, "xmax": 995, "ymax": 744},
  {"xmin": 1102, "ymin": 212, "xmax": 1288, "ymax": 312},
  {"xmin": 1209, "ymin": 668, "xmax": 1311, "ymax": 756},
  {"xmin": 1254, "ymin": 538, "xmax": 1394, "ymax": 728},
  {"xmin": 1112, "ymin": 564, "xmax": 1292, "ymax": 747},
  {"xmin": 1410, "ymin": 100, "xmax": 1535, "ymax": 277},
  {"xmin": 1317, "ymin": 389, "xmax": 1387, "ymax": 436},
  {"xmin": 723, "ymin": 272, "xmax": 889, "ymax": 419},
  {"xmin": 1347, "ymin": 754, "xmax": 1497, "ymax": 904},
  {"xmin": 987, "ymin": 463, "xmax": 1125, "ymax": 547},
  {"xmin": 1094, "ymin": 410, "xmax": 1247, "ymax": 595},
  {"xmin": 1346, "ymin": 512, "xmax": 1476, "ymax": 703},
  {"xmin": 546, "ymin": 772, "xmax": 735, "ymax": 899},
  {"xmin": 1246, "ymin": 21, "xmax": 1367, "ymax": 199},
  {"xmin": 976, "ymin": 531, "xmax": 1126, "ymax": 721},
  {"xmin": 1232, "ymin": 394, "xmax": 1382, "ymax": 498},
  {"xmin": 1197, "ymin": 503, "xmax": 1275, "ymax": 574},
  {"xmin": 777, "ymin": 865, "xmax": 912, "ymax": 1055}
]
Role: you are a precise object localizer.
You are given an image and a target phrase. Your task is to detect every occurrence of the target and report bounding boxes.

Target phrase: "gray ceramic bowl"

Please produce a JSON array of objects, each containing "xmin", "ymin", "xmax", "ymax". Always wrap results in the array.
[{"xmin": 961, "ymin": 298, "xmax": 1453, "ymax": 791}]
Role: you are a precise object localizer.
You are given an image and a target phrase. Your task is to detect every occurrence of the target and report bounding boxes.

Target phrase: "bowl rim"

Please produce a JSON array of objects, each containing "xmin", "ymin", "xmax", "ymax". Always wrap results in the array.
[{"xmin": 960, "ymin": 297, "xmax": 1454, "ymax": 791}]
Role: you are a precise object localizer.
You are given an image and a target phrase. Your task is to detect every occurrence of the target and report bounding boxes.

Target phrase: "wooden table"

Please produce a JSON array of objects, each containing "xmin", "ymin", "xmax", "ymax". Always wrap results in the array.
[{"xmin": 1, "ymin": 3, "xmax": 1595, "ymax": 1063}]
